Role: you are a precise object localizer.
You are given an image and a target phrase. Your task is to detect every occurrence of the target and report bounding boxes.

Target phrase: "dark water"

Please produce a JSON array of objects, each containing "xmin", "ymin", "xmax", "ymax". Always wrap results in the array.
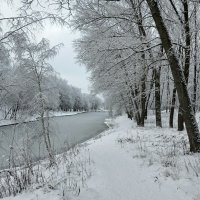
[{"xmin": 0, "ymin": 111, "xmax": 108, "ymax": 168}]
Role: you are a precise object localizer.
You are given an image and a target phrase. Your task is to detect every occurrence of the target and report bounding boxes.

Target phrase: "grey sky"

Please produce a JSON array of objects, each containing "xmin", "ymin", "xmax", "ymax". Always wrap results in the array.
[
  {"xmin": 1, "ymin": 1, "xmax": 90, "ymax": 94},
  {"xmin": 41, "ymin": 25, "xmax": 90, "ymax": 93}
]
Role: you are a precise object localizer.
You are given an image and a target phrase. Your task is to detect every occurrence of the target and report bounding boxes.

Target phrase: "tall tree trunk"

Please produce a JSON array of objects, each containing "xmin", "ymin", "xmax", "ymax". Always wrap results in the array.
[
  {"xmin": 129, "ymin": 1, "xmax": 148, "ymax": 127},
  {"xmin": 178, "ymin": 0, "xmax": 191, "ymax": 131},
  {"xmin": 193, "ymin": 3, "xmax": 197, "ymax": 113},
  {"xmin": 166, "ymin": 66, "xmax": 170, "ymax": 113},
  {"xmin": 169, "ymin": 87, "xmax": 176, "ymax": 128},
  {"xmin": 120, "ymin": 94, "xmax": 133, "ymax": 120},
  {"xmin": 140, "ymin": 76, "xmax": 146, "ymax": 126},
  {"xmin": 145, "ymin": 69, "xmax": 155, "ymax": 120},
  {"xmin": 178, "ymin": 107, "xmax": 184, "ymax": 131},
  {"xmin": 154, "ymin": 67, "xmax": 162, "ymax": 127},
  {"xmin": 134, "ymin": 86, "xmax": 142, "ymax": 125},
  {"xmin": 146, "ymin": 0, "xmax": 200, "ymax": 152},
  {"xmin": 122, "ymin": 65, "xmax": 141, "ymax": 124}
]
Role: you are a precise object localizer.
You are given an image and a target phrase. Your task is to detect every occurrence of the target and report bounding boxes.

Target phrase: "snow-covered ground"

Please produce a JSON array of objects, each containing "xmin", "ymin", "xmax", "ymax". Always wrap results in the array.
[
  {"xmin": 0, "ymin": 111, "xmax": 84, "ymax": 127},
  {"xmin": 3, "ymin": 113, "xmax": 200, "ymax": 200}
]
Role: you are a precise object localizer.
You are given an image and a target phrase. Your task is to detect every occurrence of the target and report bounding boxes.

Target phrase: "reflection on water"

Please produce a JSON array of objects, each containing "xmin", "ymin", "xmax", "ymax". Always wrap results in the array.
[{"xmin": 0, "ymin": 112, "xmax": 108, "ymax": 169}]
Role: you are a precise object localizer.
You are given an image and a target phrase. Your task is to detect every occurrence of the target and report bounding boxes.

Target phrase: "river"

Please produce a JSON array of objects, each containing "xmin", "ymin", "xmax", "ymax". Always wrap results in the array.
[{"xmin": 0, "ymin": 111, "xmax": 108, "ymax": 168}]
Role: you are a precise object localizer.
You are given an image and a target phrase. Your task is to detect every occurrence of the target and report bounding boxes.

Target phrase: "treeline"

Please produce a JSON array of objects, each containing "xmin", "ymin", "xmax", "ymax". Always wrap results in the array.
[
  {"xmin": 0, "ymin": 34, "xmax": 101, "ymax": 120},
  {"xmin": 71, "ymin": 0, "xmax": 200, "ymax": 152},
  {"xmin": 58, "ymin": 78, "xmax": 102, "ymax": 112}
]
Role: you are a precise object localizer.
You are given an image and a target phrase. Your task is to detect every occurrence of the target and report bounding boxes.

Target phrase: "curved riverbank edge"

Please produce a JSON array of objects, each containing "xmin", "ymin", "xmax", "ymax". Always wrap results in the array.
[
  {"xmin": 0, "ymin": 111, "xmax": 87, "ymax": 128},
  {"xmin": 0, "ymin": 113, "xmax": 109, "ymax": 170}
]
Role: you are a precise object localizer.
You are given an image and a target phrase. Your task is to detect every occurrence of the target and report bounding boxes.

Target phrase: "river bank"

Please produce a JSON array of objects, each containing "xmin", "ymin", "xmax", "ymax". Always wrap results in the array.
[
  {"xmin": 0, "ymin": 112, "xmax": 108, "ymax": 169},
  {"xmin": 4, "ymin": 113, "xmax": 200, "ymax": 200},
  {"xmin": 0, "ymin": 111, "xmax": 85, "ymax": 127}
]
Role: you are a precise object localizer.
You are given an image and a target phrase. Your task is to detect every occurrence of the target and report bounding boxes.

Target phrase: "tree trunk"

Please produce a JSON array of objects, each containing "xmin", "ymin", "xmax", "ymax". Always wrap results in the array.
[
  {"xmin": 145, "ymin": 70, "xmax": 155, "ymax": 120},
  {"xmin": 129, "ymin": 1, "xmax": 148, "ymax": 127},
  {"xmin": 193, "ymin": 3, "xmax": 197, "ymax": 113},
  {"xmin": 169, "ymin": 87, "xmax": 176, "ymax": 128},
  {"xmin": 166, "ymin": 66, "xmax": 170, "ymax": 113},
  {"xmin": 133, "ymin": 87, "xmax": 141, "ymax": 125},
  {"xmin": 178, "ymin": 108, "xmax": 184, "ymax": 131},
  {"xmin": 154, "ymin": 67, "xmax": 162, "ymax": 127},
  {"xmin": 144, "ymin": 109, "xmax": 147, "ymax": 120},
  {"xmin": 38, "ymin": 81, "xmax": 54, "ymax": 166},
  {"xmin": 127, "ymin": 111, "xmax": 133, "ymax": 120},
  {"xmin": 121, "ymin": 64, "xmax": 140, "ymax": 123},
  {"xmin": 146, "ymin": 0, "xmax": 200, "ymax": 152},
  {"xmin": 140, "ymin": 77, "xmax": 146, "ymax": 127},
  {"xmin": 120, "ymin": 94, "xmax": 133, "ymax": 120},
  {"xmin": 177, "ymin": 0, "xmax": 191, "ymax": 131}
]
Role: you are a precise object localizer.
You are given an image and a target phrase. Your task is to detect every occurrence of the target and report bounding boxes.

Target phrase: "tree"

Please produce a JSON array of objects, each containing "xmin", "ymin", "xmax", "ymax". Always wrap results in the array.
[
  {"xmin": 71, "ymin": 0, "xmax": 200, "ymax": 152},
  {"xmin": 14, "ymin": 36, "xmax": 62, "ymax": 165},
  {"xmin": 146, "ymin": 0, "xmax": 200, "ymax": 152}
]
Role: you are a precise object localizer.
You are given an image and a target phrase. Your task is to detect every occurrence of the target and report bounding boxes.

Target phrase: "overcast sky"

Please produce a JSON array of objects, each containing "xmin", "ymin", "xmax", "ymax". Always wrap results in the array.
[
  {"xmin": 1, "ymin": 1, "xmax": 91, "ymax": 94},
  {"xmin": 41, "ymin": 25, "xmax": 91, "ymax": 93}
]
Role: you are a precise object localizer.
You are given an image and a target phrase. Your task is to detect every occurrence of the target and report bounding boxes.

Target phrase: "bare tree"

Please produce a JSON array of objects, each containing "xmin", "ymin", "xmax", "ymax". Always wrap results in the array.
[
  {"xmin": 146, "ymin": 0, "xmax": 200, "ymax": 152},
  {"xmin": 15, "ymin": 36, "xmax": 62, "ymax": 165}
]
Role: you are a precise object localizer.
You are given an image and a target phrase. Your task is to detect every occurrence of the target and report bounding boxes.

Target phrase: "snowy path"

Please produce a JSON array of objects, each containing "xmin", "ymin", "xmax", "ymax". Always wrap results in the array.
[{"xmin": 74, "ymin": 117, "xmax": 198, "ymax": 200}]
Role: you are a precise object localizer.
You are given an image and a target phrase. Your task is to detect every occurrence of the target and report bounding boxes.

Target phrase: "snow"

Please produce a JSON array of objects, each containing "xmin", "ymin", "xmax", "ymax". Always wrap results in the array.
[
  {"xmin": 73, "ymin": 116, "xmax": 199, "ymax": 200},
  {"xmin": 48, "ymin": 111, "xmax": 85, "ymax": 117},
  {"xmin": 3, "ymin": 113, "xmax": 200, "ymax": 200},
  {"xmin": 0, "ymin": 111, "xmax": 84, "ymax": 127}
]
